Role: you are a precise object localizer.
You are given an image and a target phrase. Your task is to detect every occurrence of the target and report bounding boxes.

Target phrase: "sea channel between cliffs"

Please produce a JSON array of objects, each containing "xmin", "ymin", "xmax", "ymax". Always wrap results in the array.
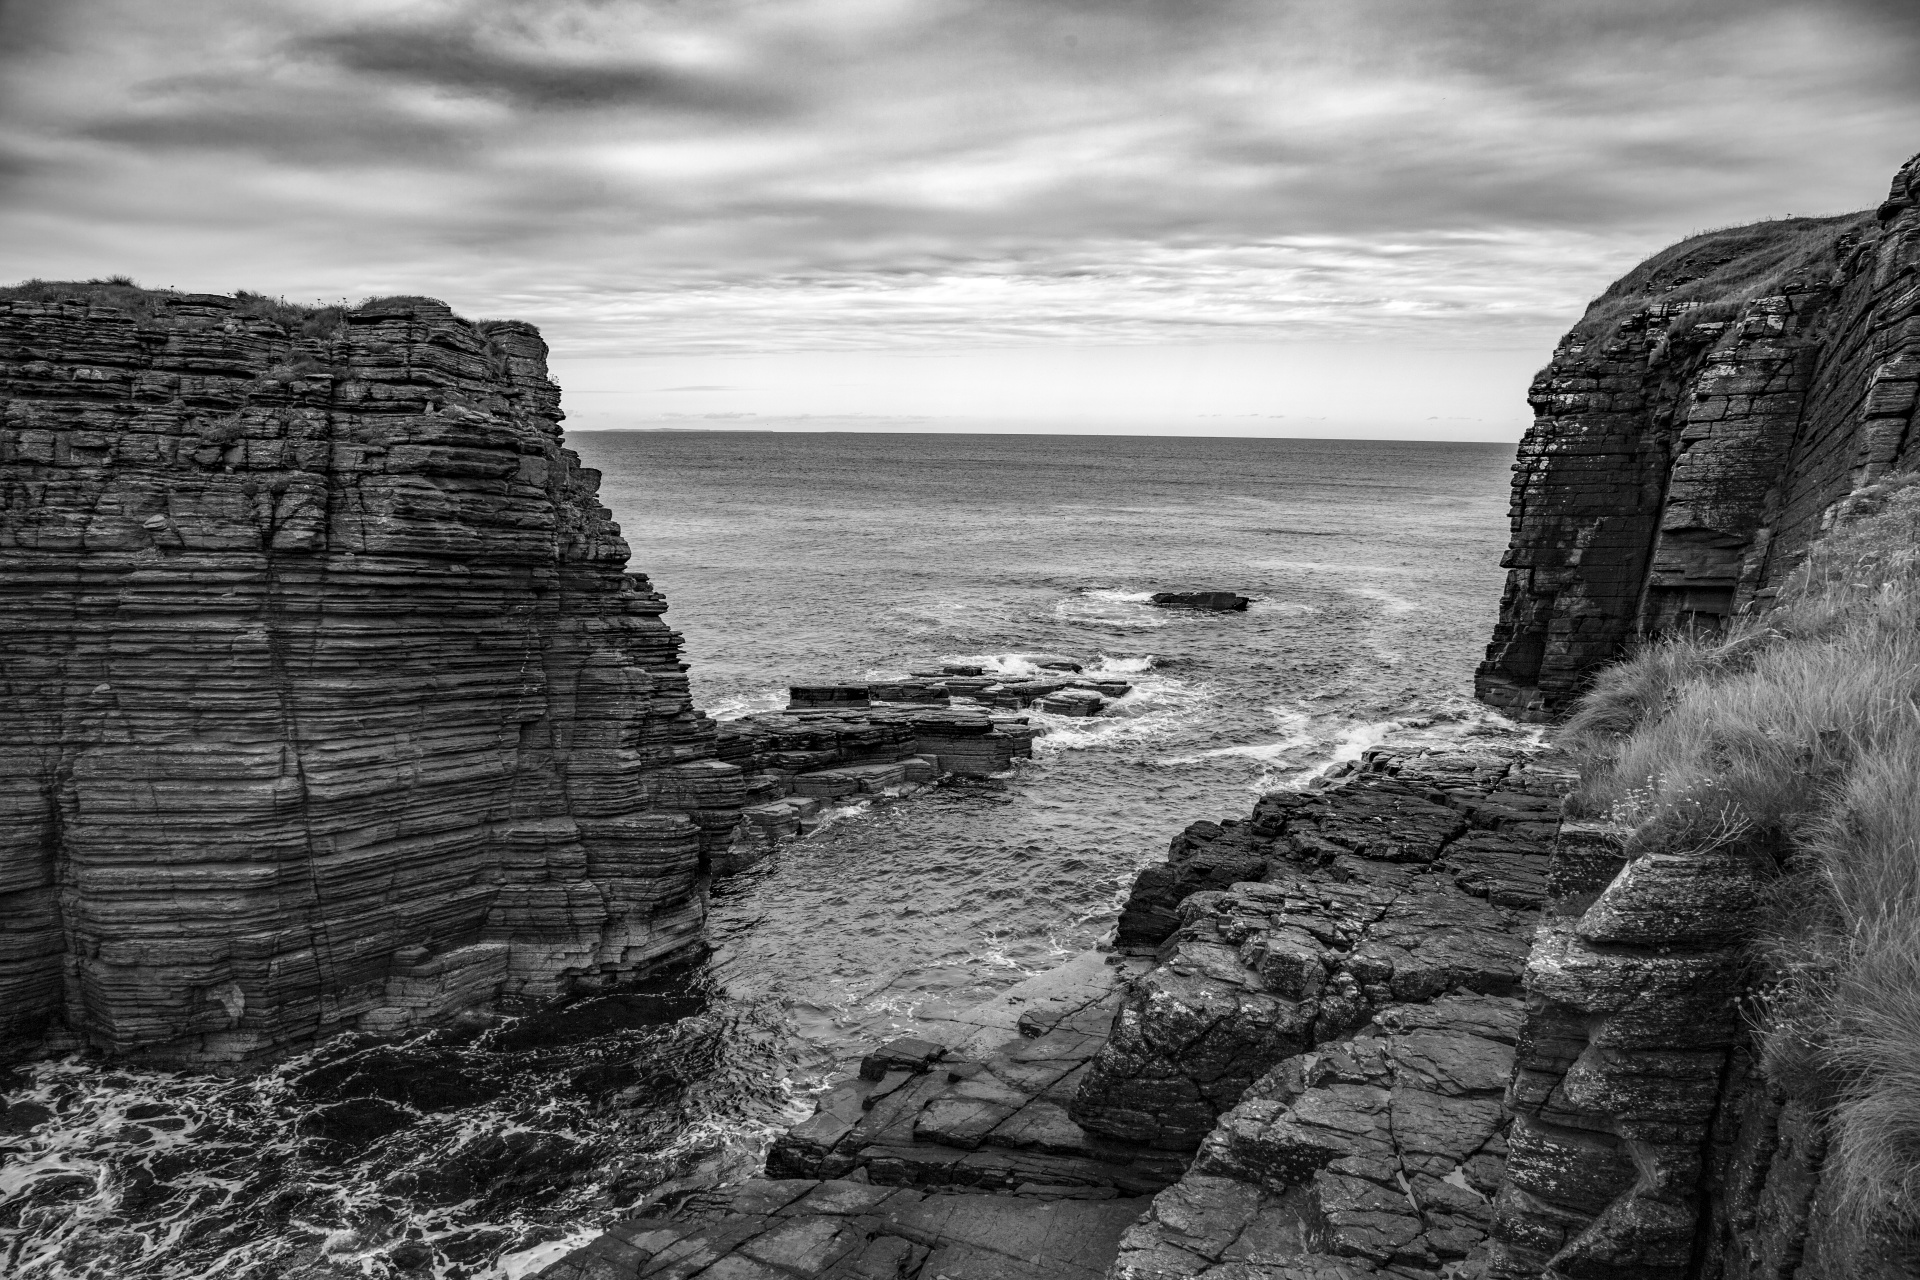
[{"xmin": 5, "ymin": 147, "xmax": 1920, "ymax": 1280}]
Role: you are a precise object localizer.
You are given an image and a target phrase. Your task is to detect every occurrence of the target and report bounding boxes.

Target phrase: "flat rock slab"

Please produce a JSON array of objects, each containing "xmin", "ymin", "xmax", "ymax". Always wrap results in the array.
[
  {"xmin": 537, "ymin": 1178, "xmax": 1151, "ymax": 1280},
  {"xmin": 769, "ymin": 956, "xmax": 1183, "ymax": 1197},
  {"xmin": 915, "ymin": 950, "xmax": 1149, "ymax": 1057}
]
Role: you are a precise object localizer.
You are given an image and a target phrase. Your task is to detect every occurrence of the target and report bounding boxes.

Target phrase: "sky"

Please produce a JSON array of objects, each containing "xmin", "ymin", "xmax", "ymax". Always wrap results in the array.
[{"xmin": 2, "ymin": 0, "xmax": 1916, "ymax": 439}]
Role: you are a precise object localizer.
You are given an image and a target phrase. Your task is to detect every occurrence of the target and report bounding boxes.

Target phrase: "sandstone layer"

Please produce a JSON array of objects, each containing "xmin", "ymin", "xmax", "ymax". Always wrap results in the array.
[
  {"xmin": 0, "ymin": 288, "xmax": 743, "ymax": 1064},
  {"xmin": 1479, "ymin": 151, "xmax": 1920, "ymax": 719}
]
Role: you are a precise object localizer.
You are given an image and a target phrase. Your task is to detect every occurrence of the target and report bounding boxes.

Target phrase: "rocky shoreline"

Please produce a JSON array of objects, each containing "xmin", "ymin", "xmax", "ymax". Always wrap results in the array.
[{"xmin": 538, "ymin": 740, "xmax": 1574, "ymax": 1280}]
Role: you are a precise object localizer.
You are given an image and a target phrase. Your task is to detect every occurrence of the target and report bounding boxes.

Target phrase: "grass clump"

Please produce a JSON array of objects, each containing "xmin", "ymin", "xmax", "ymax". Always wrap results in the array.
[
  {"xmin": 1565, "ymin": 473, "xmax": 1920, "ymax": 1238},
  {"xmin": 1572, "ymin": 210, "xmax": 1878, "ymax": 344},
  {"xmin": 232, "ymin": 290, "xmax": 349, "ymax": 338},
  {"xmin": 0, "ymin": 279, "xmax": 457, "ymax": 339},
  {"xmin": 0, "ymin": 275, "xmax": 182, "ymax": 321}
]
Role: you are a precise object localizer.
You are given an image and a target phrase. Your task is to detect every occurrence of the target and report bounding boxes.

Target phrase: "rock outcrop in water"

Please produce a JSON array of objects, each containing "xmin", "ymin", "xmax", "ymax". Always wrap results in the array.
[
  {"xmin": 1150, "ymin": 591, "xmax": 1251, "ymax": 611},
  {"xmin": 0, "ymin": 287, "xmax": 742, "ymax": 1064},
  {"xmin": 1478, "ymin": 152, "xmax": 1920, "ymax": 720}
]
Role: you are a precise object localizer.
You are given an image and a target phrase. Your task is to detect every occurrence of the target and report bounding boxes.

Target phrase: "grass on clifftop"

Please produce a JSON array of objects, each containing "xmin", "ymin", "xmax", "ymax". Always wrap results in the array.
[
  {"xmin": 1572, "ymin": 210, "xmax": 1878, "ymax": 344},
  {"xmin": 0, "ymin": 277, "xmax": 474, "ymax": 338},
  {"xmin": 1565, "ymin": 475, "xmax": 1920, "ymax": 1238}
]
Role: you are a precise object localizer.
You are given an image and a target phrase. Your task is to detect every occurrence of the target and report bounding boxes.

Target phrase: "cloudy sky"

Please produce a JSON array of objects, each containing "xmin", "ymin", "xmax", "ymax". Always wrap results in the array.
[{"xmin": 2, "ymin": 0, "xmax": 1916, "ymax": 437}]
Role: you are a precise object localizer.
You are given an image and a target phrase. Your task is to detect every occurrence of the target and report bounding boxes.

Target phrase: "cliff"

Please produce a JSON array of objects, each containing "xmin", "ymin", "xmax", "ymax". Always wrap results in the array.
[
  {"xmin": 1468, "ymin": 153, "xmax": 1920, "ymax": 1278},
  {"xmin": 1478, "ymin": 152, "xmax": 1920, "ymax": 719},
  {"xmin": 0, "ymin": 285, "xmax": 744, "ymax": 1064}
]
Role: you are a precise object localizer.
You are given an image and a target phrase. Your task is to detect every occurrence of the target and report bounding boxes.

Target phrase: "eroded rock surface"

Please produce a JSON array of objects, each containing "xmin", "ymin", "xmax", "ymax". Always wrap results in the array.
[
  {"xmin": 0, "ymin": 290, "xmax": 740, "ymax": 1063},
  {"xmin": 1113, "ymin": 994, "xmax": 1522, "ymax": 1279},
  {"xmin": 1479, "ymin": 814, "xmax": 1905, "ymax": 1278},
  {"xmin": 546, "ymin": 746, "xmax": 1570, "ymax": 1280},
  {"xmin": 1075, "ymin": 749, "xmax": 1570, "ymax": 1155}
]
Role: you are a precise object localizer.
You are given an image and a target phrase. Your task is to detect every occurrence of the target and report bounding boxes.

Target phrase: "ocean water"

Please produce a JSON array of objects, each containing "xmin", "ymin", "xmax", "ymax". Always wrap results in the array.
[{"xmin": 1, "ymin": 431, "xmax": 1527, "ymax": 1279}]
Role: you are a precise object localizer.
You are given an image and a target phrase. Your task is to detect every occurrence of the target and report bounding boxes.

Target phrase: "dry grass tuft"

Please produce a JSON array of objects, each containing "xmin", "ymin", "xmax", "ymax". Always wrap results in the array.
[{"xmin": 1565, "ymin": 474, "xmax": 1920, "ymax": 1237}]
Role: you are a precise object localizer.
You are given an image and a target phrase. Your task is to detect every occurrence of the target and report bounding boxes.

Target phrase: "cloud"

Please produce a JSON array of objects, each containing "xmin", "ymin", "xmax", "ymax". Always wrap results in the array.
[
  {"xmin": 0, "ymin": 0, "xmax": 1915, "ymax": 368},
  {"xmin": 294, "ymin": 20, "xmax": 791, "ymax": 116}
]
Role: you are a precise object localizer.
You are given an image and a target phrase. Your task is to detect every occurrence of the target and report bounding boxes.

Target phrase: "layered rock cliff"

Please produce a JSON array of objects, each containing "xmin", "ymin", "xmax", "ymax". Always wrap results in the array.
[
  {"xmin": 0, "ymin": 287, "xmax": 743, "ymax": 1064},
  {"xmin": 1479, "ymin": 152, "xmax": 1920, "ymax": 719},
  {"xmin": 1472, "ymin": 153, "xmax": 1920, "ymax": 1278}
]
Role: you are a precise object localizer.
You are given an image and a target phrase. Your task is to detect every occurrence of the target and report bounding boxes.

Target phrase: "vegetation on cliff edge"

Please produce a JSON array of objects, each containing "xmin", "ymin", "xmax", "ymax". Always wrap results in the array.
[
  {"xmin": 1565, "ymin": 474, "xmax": 1920, "ymax": 1238},
  {"xmin": 0, "ymin": 277, "xmax": 501, "ymax": 341},
  {"xmin": 1572, "ymin": 209, "xmax": 1878, "ymax": 343}
]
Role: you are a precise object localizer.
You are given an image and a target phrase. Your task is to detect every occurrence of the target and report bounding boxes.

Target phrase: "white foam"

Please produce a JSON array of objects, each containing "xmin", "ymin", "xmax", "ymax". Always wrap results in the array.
[
  {"xmin": 706, "ymin": 688, "xmax": 789, "ymax": 720},
  {"xmin": 1161, "ymin": 735, "xmax": 1314, "ymax": 766},
  {"xmin": 1028, "ymin": 673, "xmax": 1213, "ymax": 754},
  {"xmin": 1051, "ymin": 588, "xmax": 1175, "ymax": 629},
  {"xmin": 940, "ymin": 651, "xmax": 1096, "ymax": 678},
  {"xmin": 1347, "ymin": 586, "xmax": 1424, "ymax": 615}
]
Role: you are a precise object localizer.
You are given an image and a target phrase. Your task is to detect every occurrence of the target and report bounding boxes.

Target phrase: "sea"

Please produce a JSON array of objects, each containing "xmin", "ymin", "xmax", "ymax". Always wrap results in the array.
[{"xmin": 0, "ymin": 431, "xmax": 1529, "ymax": 1279}]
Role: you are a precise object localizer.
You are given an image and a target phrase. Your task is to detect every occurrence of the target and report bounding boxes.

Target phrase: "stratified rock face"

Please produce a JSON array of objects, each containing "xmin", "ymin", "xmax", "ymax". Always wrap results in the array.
[
  {"xmin": 1483, "ymin": 830, "xmax": 1917, "ymax": 1279},
  {"xmin": 1479, "ymin": 152, "xmax": 1920, "ymax": 719},
  {"xmin": 0, "ymin": 290, "xmax": 742, "ymax": 1064},
  {"xmin": 1078, "ymin": 746, "xmax": 1575, "ymax": 1279},
  {"xmin": 1074, "ymin": 750, "xmax": 1567, "ymax": 1157}
]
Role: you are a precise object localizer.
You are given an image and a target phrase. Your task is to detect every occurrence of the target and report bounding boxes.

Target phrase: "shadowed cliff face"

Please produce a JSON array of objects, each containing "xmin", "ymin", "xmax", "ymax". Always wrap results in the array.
[
  {"xmin": 1479, "ymin": 152, "xmax": 1920, "ymax": 720},
  {"xmin": 0, "ymin": 291, "xmax": 744, "ymax": 1064}
]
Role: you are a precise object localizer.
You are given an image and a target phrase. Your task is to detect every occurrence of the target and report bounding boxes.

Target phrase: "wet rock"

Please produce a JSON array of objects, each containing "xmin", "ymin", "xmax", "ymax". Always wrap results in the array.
[
  {"xmin": 862, "ymin": 1037, "xmax": 948, "ymax": 1079},
  {"xmin": 1040, "ymin": 689, "xmax": 1106, "ymax": 716},
  {"xmin": 0, "ymin": 1099, "xmax": 54, "ymax": 1134},
  {"xmin": 387, "ymin": 1239, "xmax": 433, "ymax": 1271},
  {"xmin": 537, "ymin": 1177, "xmax": 1148, "ymax": 1280},
  {"xmin": 296, "ymin": 1097, "xmax": 415, "ymax": 1157},
  {"xmin": 1149, "ymin": 592, "xmax": 1252, "ymax": 611},
  {"xmin": 767, "ymin": 961, "xmax": 1184, "ymax": 1199},
  {"xmin": 287, "ymin": 1041, "xmax": 502, "ymax": 1113}
]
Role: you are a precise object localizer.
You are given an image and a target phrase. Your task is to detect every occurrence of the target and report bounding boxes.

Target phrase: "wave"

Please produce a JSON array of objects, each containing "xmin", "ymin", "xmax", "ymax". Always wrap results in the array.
[
  {"xmin": 1, "ymin": 981, "xmax": 804, "ymax": 1280},
  {"xmin": 1346, "ymin": 586, "xmax": 1424, "ymax": 615},
  {"xmin": 705, "ymin": 688, "xmax": 790, "ymax": 720},
  {"xmin": 1151, "ymin": 699, "xmax": 1541, "ymax": 795},
  {"xmin": 1027, "ymin": 673, "xmax": 1214, "ymax": 754},
  {"xmin": 1051, "ymin": 587, "xmax": 1176, "ymax": 630}
]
